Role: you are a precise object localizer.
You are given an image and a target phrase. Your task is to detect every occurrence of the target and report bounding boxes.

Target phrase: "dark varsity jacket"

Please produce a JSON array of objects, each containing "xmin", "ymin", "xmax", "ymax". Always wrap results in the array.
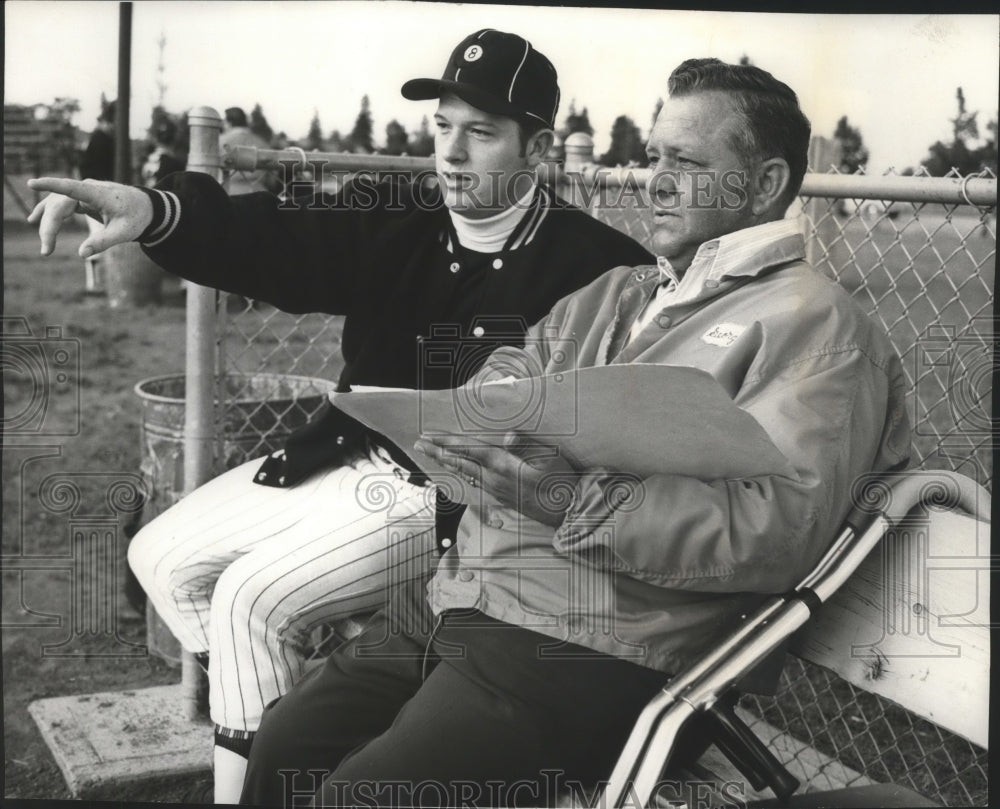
[{"xmin": 138, "ymin": 172, "xmax": 653, "ymax": 489}]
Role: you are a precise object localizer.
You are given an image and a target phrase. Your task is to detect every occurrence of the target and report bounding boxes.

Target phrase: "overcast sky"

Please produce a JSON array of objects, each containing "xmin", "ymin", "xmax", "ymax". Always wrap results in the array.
[{"xmin": 5, "ymin": 2, "xmax": 998, "ymax": 173}]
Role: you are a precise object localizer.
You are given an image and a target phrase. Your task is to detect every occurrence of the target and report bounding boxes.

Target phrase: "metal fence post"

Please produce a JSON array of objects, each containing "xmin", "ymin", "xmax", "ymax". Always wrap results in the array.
[
  {"xmin": 539, "ymin": 133, "xmax": 563, "ymax": 192},
  {"xmin": 805, "ymin": 136, "xmax": 842, "ymax": 274},
  {"xmin": 563, "ymin": 132, "xmax": 596, "ymax": 209},
  {"xmin": 181, "ymin": 106, "xmax": 222, "ymax": 720}
]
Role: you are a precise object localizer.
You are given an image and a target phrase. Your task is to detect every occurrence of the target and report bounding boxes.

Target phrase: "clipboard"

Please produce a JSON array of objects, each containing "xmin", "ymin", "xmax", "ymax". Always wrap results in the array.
[{"xmin": 332, "ymin": 364, "xmax": 792, "ymax": 480}]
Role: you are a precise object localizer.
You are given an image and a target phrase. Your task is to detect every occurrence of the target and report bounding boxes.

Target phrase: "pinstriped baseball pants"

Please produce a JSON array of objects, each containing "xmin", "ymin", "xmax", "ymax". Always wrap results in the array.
[{"xmin": 127, "ymin": 448, "xmax": 437, "ymax": 733}]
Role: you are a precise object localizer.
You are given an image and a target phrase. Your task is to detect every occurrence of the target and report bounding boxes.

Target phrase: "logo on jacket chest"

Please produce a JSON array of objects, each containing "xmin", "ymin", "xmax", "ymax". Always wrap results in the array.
[{"xmin": 701, "ymin": 323, "xmax": 746, "ymax": 347}]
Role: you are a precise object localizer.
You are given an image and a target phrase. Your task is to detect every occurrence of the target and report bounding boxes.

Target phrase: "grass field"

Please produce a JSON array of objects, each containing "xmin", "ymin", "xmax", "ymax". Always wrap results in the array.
[
  {"xmin": 3, "ymin": 221, "xmax": 186, "ymax": 800},
  {"xmin": 2, "ymin": 195, "xmax": 993, "ymax": 804}
]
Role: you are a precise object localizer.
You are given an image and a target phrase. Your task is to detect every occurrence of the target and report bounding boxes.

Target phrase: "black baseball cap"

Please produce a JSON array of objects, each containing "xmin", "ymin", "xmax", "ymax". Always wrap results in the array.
[{"xmin": 401, "ymin": 29, "xmax": 560, "ymax": 129}]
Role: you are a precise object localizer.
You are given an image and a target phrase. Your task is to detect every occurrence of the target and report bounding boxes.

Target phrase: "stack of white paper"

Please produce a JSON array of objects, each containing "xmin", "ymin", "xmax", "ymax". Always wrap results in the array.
[{"xmin": 332, "ymin": 364, "xmax": 791, "ymax": 481}]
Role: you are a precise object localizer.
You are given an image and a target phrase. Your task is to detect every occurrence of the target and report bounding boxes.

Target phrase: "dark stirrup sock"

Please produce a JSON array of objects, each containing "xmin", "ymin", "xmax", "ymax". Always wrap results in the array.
[{"xmin": 214, "ymin": 725, "xmax": 255, "ymax": 759}]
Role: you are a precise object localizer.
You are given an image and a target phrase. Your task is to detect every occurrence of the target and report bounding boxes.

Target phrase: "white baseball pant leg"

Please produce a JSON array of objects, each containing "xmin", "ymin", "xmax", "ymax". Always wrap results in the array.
[{"xmin": 127, "ymin": 449, "xmax": 437, "ymax": 732}]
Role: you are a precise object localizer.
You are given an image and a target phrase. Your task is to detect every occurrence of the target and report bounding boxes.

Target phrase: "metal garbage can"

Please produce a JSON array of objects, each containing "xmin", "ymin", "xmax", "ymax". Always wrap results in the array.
[
  {"xmin": 104, "ymin": 242, "xmax": 165, "ymax": 308},
  {"xmin": 133, "ymin": 372, "xmax": 329, "ymax": 665}
]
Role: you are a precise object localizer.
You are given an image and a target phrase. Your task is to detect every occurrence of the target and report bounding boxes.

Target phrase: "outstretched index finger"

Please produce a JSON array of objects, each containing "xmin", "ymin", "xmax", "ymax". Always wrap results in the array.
[{"xmin": 27, "ymin": 177, "xmax": 103, "ymax": 207}]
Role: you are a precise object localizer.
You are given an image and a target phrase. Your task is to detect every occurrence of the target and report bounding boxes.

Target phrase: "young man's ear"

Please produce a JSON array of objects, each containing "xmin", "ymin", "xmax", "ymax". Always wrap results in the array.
[
  {"xmin": 525, "ymin": 129, "xmax": 555, "ymax": 165},
  {"xmin": 751, "ymin": 157, "xmax": 792, "ymax": 216}
]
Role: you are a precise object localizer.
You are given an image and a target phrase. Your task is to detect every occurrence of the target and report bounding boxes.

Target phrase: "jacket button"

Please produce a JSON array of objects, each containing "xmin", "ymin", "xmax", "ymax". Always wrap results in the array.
[
  {"xmin": 705, "ymin": 279, "xmax": 720, "ymax": 289},
  {"xmin": 656, "ymin": 315, "xmax": 672, "ymax": 329},
  {"xmin": 449, "ymin": 262, "xmax": 460, "ymax": 273},
  {"xmin": 440, "ymin": 537, "xmax": 453, "ymax": 549},
  {"xmin": 458, "ymin": 569, "xmax": 475, "ymax": 582},
  {"xmin": 492, "ymin": 258, "xmax": 503, "ymax": 269},
  {"xmin": 472, "ymin": 326, "xmax": 485, "ymax": 337}
]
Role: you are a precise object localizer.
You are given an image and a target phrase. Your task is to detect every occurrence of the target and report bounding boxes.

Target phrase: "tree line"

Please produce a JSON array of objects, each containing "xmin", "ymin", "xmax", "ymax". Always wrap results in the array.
[
  {"xmin": 831, "ymin": 86, "xmax": 996, "ymax": 178},
  {"xmin": 23, "ymin": 86, "xmax": 999, "ymax": 179},
  {"xmin": 240, "ymin": 89, "xmax": 1000, "ymax": 176},
  {"xmin": 242, "ymin": 95, "xmax": 661, "ymax": 166}
]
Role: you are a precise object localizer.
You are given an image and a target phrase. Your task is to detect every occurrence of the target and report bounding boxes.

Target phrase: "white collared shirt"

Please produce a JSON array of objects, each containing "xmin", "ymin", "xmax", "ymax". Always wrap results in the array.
[{"xmin": 628, "ymin": 219, "xmax": 803, "ymax": 344}]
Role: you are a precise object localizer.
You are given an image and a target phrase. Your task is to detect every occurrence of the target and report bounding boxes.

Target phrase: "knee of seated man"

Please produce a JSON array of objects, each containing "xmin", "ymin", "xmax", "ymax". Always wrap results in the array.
[
  {"xmin": 126, "ymin": 520, "xmax": 164, "ymax": 587},
  {"xmin": 210, "ymin": 563, "xmax": 273, "ymax": 626}
]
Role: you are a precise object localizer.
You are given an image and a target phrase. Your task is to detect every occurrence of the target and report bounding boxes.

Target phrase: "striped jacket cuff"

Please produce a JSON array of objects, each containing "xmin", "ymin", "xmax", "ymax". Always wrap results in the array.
[{"xmin": 136, "ymin": 187, "xmax": 181, "ymax": 247}]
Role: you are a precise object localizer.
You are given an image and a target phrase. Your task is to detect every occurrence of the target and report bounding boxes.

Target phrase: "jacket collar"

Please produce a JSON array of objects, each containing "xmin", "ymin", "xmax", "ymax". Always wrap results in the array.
[
  {"xmin": 629, "ymin": 218, "xmax": 805, "ymax": 292},
  {"xmin": 702, "ymin": 218, "xmax": 806, "ymax": 282},
  {"xmin": 443, "ymin": 184, "xmax": 551, "ymax": 255}
]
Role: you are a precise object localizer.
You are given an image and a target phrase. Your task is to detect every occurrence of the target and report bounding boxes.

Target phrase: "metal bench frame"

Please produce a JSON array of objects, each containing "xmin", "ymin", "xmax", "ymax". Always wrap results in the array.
[{"xmin": 599, "ymin": 469, "xmax": 990, "ymax": 808}]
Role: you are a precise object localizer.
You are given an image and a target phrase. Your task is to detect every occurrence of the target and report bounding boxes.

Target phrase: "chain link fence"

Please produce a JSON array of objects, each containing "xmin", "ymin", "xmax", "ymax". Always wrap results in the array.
[
  {"xmin": 208, "ymin": 147, "xmax": 993, "ymax": 806},
  {"xmin": 205, "ymin": 161, "xmax": 345, "ymax": 468},
  {"xmin": 739, "ymin": 655, "xmax": 988, "ymax": 806}
]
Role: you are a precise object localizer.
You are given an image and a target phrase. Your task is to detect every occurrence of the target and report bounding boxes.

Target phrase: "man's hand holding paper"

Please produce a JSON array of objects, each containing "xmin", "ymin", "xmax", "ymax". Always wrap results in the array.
[{"xmin": 414, "ymin": 431, "xmax": 579, "ymax": 527}]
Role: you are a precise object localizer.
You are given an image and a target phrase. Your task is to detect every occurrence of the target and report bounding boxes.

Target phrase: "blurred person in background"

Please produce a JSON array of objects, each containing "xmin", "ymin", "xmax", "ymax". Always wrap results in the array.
[
  {"xmin": 141, "ymin": 117, "xmax": 188, "ymax": 299},
  {"xmin": 141, "ymin": 117, "xmax": 186, "ymax": 187},
  {"xmin": 220, "ymin": 106, "xmax": 278, "ymax": 195},
  {"xmin": 78, "ymin": 100, "xmax": 115, "ymax": 293}
]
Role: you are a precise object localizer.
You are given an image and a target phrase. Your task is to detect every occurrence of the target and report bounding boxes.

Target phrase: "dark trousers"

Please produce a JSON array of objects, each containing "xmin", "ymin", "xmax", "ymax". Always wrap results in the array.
[{"xmin": 241, "ymin": 576, "xmax": 669, "ymax": 808}]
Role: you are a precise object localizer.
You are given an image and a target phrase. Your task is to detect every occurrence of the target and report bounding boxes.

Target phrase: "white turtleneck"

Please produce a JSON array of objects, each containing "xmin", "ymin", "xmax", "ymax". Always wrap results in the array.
[{"xmin": 448, "ymin": 184, "xmax": 537, "ymax": 254}]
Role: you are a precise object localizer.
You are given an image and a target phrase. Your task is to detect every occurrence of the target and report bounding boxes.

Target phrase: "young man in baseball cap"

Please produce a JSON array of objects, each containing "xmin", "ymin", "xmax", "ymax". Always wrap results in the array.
[
  {"xmin": 401, "ymin": 28, "xmax": 560, "ymax": 215},
  {"xmin": 28, "ymin": 29, "xmax": 651, "ymax": 803}
]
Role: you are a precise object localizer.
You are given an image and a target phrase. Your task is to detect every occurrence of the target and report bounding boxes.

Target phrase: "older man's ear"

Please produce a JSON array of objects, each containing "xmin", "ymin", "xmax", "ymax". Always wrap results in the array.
[{"xmin": 751, "ymin": 157, "xmax": 793, "ymax": 218}]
